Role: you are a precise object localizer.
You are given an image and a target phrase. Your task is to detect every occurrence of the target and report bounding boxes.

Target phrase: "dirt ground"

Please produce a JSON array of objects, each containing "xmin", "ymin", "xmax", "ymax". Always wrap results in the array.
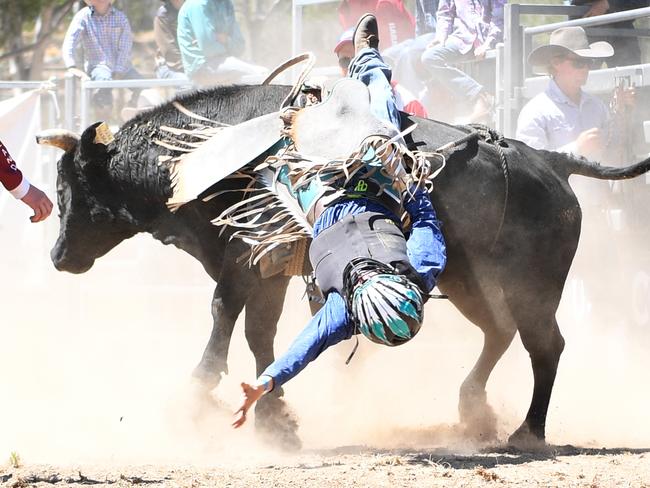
[
  {"xmin": 2, "ymin": 216, "xmax": 650, "ymax": 488},
  {"xmin": 2, "ymin": 446, "xmax": 649, "ymax": 487}
]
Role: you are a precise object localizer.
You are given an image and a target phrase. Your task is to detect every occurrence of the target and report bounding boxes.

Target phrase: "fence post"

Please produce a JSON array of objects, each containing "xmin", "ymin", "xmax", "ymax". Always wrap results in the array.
[
  {"xmin": 503, "ymin": 3, "xmax": 522, "ymax": 138},
  {"xmin": 80, "ymin": 78, "xmax": 91, "ymax": 130},
  {"xmin": 495, "ymin": 42, "xmax": 505, "ymax": 133},
  {"xmin": 64, "ymin": 71, "xmax": 77, "ymax": 131}
]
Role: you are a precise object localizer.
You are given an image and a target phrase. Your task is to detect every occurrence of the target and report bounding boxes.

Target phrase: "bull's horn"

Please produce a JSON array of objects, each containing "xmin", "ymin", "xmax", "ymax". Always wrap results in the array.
[{"xmin": 35, "ymin": 129, "xmax": 80, "ymax": 153}]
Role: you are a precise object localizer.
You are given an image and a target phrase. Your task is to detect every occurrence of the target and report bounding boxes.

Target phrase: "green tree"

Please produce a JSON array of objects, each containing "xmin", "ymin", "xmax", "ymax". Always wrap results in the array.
[{"xmin": 0, "ymin": 0, "xmax": 77, "ymax": 80}]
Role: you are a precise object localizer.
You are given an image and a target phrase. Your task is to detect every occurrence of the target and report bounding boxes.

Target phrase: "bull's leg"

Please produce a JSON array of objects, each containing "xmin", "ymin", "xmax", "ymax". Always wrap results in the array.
[
  {"xmin": 192, "ymin": 246, "xmax": 257, "ymax": 389},
  {"xmin": 441, "ymin": 269, "xmax": 517, "ymax": 441},
  {"xmin": 243, "ymin": 273, "xmax": 302, "ymax": 451},
  {"xmin": 459, "ymin": 325, "xmax": 516, "ymax": 440},
  {"xmin": 505, "ymin": 286, "xmax": 566, "ymax": 448}
]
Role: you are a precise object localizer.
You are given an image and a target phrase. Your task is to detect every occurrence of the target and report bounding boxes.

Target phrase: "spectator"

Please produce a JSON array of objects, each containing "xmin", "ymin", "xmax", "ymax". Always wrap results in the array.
[
  {"xmin": 516, "ymin": 26, "xmax": 615, "ymax": 160},
  {"xmin": 0, "ymin": 139, "xmax": 52, "ymax": 223},
  {"xmin": 177, "ymin": 0, "xmax": 267, "ymax": 87},
  {"xmin": 335, "ymin": 29, "xmax": 428, "ymax": 117},
  {"xmin": 338, "ymin": 0, "xmax": 415, "ymax": 48},
  {"xmin": 572, "ymin": 0, "xmax": 649, "ymax": 67},
  {"xmin": 62, "ymin": 0, "xmax": 143, "ymax": 116},
  {"xmin": 414, "ymin": 0, "xmax": 439, "ymax": 37},
  {"xmin": 420, "ymin": 0, "xmax": 504, "ymax": 123},
  {"xmin": 154, "ymin": 0, "xmax": 188, "ymax": 80}
]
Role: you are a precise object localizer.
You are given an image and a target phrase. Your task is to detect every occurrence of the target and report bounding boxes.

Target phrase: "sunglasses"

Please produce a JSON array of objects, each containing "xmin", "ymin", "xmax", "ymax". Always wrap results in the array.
[
  {"xmin": 338, "ymin": 56, "xmax": 352, "ymax": 70},
  {"xmin": 564, "ymin": 56, "xmax": 598, "ymax": 69}
]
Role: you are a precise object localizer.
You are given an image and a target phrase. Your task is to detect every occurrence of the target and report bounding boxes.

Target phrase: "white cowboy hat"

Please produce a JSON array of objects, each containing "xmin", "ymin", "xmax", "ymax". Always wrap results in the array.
[
  {"xmin": 84, "ymin": 0, "xmax": 115, "ymax": 5},
  {"xmin": 528, "ymin": 26, "xmax": 614, "ymax": 74}
]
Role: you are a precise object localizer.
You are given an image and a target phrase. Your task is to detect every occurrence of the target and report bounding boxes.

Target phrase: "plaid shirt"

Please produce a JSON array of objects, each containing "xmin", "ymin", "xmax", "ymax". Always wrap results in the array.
[{"xmin": 62, "ymin": 6, "xmax": 133, "ymax": 73}]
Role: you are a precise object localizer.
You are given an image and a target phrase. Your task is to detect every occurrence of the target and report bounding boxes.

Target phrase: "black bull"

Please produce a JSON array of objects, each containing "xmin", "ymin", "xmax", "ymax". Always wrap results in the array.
[{"xmin": 37, "ymin": 84, "xmax": 650, "ymax": 449}]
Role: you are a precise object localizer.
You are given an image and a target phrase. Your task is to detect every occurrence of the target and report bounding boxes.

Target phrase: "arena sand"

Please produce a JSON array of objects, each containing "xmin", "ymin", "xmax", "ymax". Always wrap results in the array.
[{"xmin": 1, "ymin": 201, "xmax": 649, "ymax": 483}]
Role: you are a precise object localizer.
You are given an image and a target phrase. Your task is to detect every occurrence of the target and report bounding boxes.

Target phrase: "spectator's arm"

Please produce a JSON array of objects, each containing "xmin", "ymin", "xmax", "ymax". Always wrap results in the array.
[
  {"xmin": 484, "ymin": 0, "xmax": 505, "ymax": 48},
  {"xmin": 154, "ymin": 13, "xmax": 182, "ymax": 64},
  {"xmin": 62, "ymin": 11, "xmax": 85, "ymax": 68},
  {"xmin": 189, "ymin": 3, "xmax": 228, "ymax": 59},
  {"xmin": 114, "ymin": 13, "xmax": 134, "ymax": 73},
  {"xmin": 434, "ymin": 0, "xmax": 455, "ymax": 44}
]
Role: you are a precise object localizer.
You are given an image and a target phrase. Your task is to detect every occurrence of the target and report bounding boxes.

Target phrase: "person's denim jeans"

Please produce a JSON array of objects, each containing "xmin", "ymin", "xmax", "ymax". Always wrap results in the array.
[
  {"xmin": 348, "ymin": 48, "xmax": 401, "ymax": 130},
  {"xmin": 420, "ymin": 43, "xmax": 483, "ymax": 101},
  {"xmin": 89, "ymin": 64, "xmax": 143, "ymax": 108}
]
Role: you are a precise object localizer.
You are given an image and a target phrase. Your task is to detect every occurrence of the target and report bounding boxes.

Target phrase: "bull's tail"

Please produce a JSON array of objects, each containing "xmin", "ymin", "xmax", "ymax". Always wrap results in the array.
[{"xmin": 561, "ymin": 153, "xmax": 650, "ymax": 181}]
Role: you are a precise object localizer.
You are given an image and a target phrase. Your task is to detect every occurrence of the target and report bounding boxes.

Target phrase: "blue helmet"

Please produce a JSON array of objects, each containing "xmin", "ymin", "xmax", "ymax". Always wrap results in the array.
[{"xmin": 343, "ymin": 258, "xmax": 424, "ymax": 346}]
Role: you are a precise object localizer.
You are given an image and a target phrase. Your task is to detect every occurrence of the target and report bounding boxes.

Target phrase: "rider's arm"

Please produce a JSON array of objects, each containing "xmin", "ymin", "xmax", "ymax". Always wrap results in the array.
[
  {"xmin": 403, "ymin": 188, "xmax": 446, "ymax": 293},
  {"xmin": 259, "ymin": 291, "xmax": 354, "ymax": 390}
]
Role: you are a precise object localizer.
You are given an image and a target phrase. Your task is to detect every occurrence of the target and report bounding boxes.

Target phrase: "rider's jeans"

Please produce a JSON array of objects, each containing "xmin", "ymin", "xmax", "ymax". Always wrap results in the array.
[{"xmin": 348, "ymin": 48, "xmax": 401, "ymax": 130}]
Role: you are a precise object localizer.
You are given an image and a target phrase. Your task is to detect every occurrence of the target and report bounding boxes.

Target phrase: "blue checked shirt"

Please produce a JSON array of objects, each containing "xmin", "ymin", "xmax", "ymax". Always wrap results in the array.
[{"xmin": 62, "ymin": 6, "xmax": 134, "ymax": 73}]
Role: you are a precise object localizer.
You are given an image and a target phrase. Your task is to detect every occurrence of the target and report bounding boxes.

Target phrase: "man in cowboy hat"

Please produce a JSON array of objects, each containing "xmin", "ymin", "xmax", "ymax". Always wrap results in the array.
[
  {"xmin": 515, "ymin": 26, "xmax": 618, "ymax": 159},
  {"xmin": 62, "ymin": 0, "xmax": 143, "ymax": 118}
]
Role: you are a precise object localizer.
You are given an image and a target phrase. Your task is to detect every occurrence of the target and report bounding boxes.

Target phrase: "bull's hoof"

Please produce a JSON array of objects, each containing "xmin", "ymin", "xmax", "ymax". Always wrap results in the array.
[
  {"xmin": 255, "ymin": 394, "xmax": 302, "ymax": 452},
  {"xmin": 191, "ymin": 360, "xmax": 224, "ymax": 391},
  {"xmin": 458, "ymin": 388, "xmax": 498, "ymax": 443},
  {"xmin": 508, "ymin": 424, "xmax": 547, "ymax": 451}
]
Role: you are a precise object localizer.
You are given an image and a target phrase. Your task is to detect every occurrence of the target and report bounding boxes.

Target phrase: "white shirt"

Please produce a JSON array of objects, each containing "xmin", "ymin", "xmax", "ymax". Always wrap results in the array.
[{"xmin": 515, "ymin": 79, "xmax": 609, "ymax": 156}]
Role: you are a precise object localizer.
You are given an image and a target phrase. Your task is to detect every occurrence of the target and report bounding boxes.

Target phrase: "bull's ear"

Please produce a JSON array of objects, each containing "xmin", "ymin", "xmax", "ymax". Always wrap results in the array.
[{"xmin": 79, "ymin": 121, "xmax": 115, "ymax": 163}]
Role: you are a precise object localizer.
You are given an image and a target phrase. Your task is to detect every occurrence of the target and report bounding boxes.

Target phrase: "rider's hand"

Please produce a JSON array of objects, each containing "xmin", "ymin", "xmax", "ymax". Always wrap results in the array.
[
  {"xmin": 575, "ymin": 128, "xmax": 605, "ymax": 159},
  {"xmin": 21, "ymin": 184, "xmax": 53, "ymax": 223},
  {"xmin": 232, "ymin": 379, "xmax": 271, "ymax": 428}
]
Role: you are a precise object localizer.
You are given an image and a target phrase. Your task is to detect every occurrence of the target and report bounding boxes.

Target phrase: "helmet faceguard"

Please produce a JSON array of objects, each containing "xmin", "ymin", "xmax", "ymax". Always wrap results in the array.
[{"xmin": 343, "ymin": 258, "xmax": 424, "ymax": 346}]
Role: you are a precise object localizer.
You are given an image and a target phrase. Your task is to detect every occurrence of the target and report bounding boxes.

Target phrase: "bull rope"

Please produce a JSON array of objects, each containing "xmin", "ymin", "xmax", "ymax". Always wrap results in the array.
[{"xmin": 262, "ymin": 52, "xmax": 316, "ymax": 109}]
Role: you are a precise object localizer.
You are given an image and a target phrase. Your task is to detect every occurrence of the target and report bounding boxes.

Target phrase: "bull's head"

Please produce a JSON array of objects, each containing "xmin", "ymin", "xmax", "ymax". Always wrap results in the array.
[{"xmin": 37, "ymin": 122, "xmax": 138, "ymax": 273}]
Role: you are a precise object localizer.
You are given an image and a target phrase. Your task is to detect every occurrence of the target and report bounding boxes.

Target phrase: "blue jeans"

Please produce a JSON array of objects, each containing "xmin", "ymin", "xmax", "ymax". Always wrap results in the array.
[
  {"xmin": 348, "ymin": 48, "xmax": 401, "ymax": 130},
  {"xmin": 89, "ymin": 65, "xmax": 143, "ymax": 107},
  {"xmin": 420, "ymin": 43, "xmax": 483, "ymax": 101}
]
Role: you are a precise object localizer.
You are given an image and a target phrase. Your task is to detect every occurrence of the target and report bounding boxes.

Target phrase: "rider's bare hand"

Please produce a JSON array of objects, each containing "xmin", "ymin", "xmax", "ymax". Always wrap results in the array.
[{"xmin": 232, "ymin": 381, "xmax": 269, "ymax": 428}]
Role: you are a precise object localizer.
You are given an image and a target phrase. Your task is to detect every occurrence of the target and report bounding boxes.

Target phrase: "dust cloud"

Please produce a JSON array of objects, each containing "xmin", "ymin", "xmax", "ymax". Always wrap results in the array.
[{"xmin": 1, "ymin": 174, "xmax": 649, "ymax": 468}]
